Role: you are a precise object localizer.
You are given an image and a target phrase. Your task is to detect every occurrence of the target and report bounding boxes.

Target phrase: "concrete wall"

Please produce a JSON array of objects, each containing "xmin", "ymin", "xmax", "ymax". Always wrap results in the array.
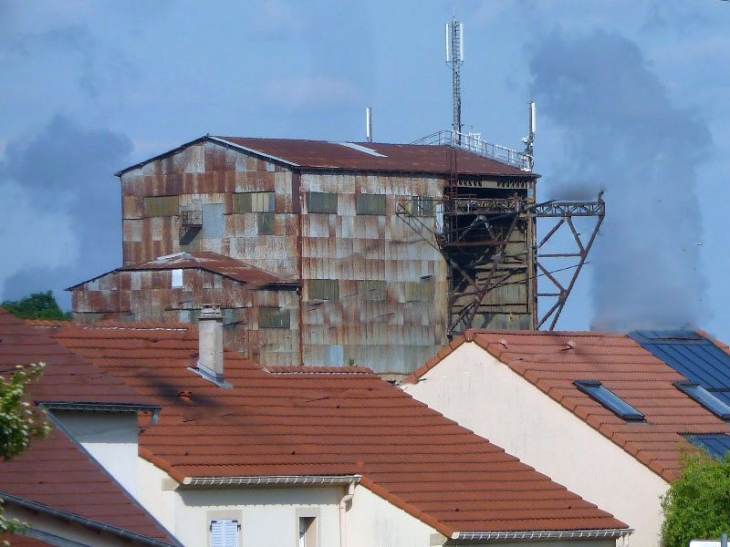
[{"xmin": 402, "ymin": 342, "xmax": 666, "ymax": 547}]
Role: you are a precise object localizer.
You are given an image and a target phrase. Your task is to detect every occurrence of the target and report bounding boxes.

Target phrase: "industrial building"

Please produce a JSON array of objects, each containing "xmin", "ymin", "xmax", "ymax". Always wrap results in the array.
[{"xmin": 70, "ymin": 132, "xmax": 601, "ymax": 375}]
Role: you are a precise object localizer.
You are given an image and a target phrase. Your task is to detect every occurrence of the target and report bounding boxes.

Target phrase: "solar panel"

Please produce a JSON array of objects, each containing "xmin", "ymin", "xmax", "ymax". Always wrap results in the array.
[{"xmin": 683, "ymin": 434, "xmax": 730, "ymax": 459}]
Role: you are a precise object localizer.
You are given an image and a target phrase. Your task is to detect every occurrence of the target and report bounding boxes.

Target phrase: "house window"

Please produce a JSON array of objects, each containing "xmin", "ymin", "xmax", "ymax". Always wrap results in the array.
[
  {"xmin": 308, "ymin": 192, "xmax": 338, "ymax": 214},
  {"xmin": 675, "ymin": 382, "xmax": 730, "ymax": 420},
  {"xmin": 356, "ymin": 194, "xmax": 386, "ymax": 215},
  {"xmin": 298, "ymin": 516, "xmax": 317, "ymax": 547},
  {"xmin": 210, "ymin": 519, "xmax": 240, "ymax": 547},
  {"xmin": 573, "ymin": 380, "xmax": 645, "ymax": 422},
  {"xmin": 308, "ymin": 279, "xmax": 339, "ymax": 301},
  {"xmin": 259, "ymin": 307, "xmax": 290, "ymax": 329},
  {"xmin": 144, "ymin": 195, "xmax": 179, "ymax": 216},
  {"xmin": 409, "ymin": 196, "xmax": 435, "ymax": 217},
  {"xmin": 233, "ymin": 192, "xmax": 275, "ymax": 213}
]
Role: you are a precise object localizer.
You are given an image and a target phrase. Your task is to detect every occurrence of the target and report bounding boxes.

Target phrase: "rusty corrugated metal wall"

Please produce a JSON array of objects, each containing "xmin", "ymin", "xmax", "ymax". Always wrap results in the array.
[{"xmin": 91, "ymin": 139, "xmax": 536, "ymax": 375}]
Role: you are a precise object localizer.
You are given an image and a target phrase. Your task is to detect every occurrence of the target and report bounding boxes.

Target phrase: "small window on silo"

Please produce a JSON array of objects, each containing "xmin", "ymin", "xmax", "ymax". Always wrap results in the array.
[
  {"xmin": 233, "ymin": 192, "xmax": 275, "ymax": 213},
  {"xmin": 357, "ymin": 280, "xmax": 387, "ymax": 301},
  {"xmin": 257, "ymin": 212, "xmax": 275, "ymax": 235},
  {"xmin": 308, "ymin": 279, "xmax": 339, "ymax": 301},
  {"xmin": 356, "ymin": 194, "xmax": 386, "ymax": 215},
  {"xmin": 405, "ymin": 278, "xmax": 435, "ymax": 302},
  {"xmin": 259, "ymin": 307, "xmax": 290, "ymax": 329},
  {"xmin": 144, "ymin": 195, "xmax": 179, "ymax": 217},
  {"xmin": 171, "ymin": 269, "xmax": 183, "ymax": 288},
  {"xmin": 308, "ymin": 192, "xmax": 338, "ymax": 214}
]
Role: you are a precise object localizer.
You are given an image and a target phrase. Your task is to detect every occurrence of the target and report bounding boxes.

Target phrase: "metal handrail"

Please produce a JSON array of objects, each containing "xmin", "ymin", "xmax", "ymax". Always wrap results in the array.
[{"xmin": 411, "ymin": 130, "xmax": 532, "ymax": 171}]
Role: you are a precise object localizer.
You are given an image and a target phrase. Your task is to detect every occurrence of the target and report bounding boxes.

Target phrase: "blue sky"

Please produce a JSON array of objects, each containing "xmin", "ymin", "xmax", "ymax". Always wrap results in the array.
[{"xmin": 1, "ymin": 0, "xmax": 729, "ymax": 340}]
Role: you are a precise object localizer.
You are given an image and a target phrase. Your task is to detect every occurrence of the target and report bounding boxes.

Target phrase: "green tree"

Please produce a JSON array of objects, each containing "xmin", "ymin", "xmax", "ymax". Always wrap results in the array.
[
  {"xmin": 0, "ymin": 362, "xmax": 51, "ymax": 542},
  {"xmin": 1, "ymin": 291, "xmax": 71, "ymax": 321},
  {"xmin": 661, "ymin": 451, "xmax": 730, "ymax": 547}
]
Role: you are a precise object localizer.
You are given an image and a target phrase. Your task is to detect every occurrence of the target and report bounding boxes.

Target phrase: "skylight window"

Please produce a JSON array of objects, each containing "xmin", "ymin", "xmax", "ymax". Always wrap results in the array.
[
  {"xmin": 574, "ymin": 380, "xmax": 645, "ymax": 422},
  {"xmin": 675, "ymin": 382, "xmax": 730, "ymax": 420}
]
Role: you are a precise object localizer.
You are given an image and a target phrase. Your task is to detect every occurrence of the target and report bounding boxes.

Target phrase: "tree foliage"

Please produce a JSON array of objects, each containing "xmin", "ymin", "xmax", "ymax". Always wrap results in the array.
[
  {"xmin": 0, "ymin": 291, "xmax": 71, "ymax": 321},
  {"xmin": 0, "ymin": 362, "xmax": 50, "ymax": 541},
  {"xmin": 661, "ymin": 451, "xmax": 730, "ymax": 547}
]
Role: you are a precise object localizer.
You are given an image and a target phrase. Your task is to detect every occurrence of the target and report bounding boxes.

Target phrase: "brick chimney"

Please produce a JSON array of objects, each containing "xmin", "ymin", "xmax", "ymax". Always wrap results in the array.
[{"xmin": 197, "ymin": 305, "xmax": 224, "ymax": 384}]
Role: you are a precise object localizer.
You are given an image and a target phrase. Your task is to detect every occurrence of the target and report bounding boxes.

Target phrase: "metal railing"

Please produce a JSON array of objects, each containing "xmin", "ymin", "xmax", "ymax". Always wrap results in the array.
[{"xmin": 411, "ymin": 130, "xmax": 532, "ymax": 171}]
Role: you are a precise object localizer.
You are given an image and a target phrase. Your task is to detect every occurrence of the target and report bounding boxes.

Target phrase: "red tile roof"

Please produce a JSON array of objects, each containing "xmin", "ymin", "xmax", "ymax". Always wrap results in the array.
[
  {"xmin": 404, "ymin": 329, "xmax": 730, "ymax": 482},
  {"xmin": 0, "ymin": 426, "xmax": 177, "ymax": 545},
  {"xmin": 116, "ymin": 135, "xmax": 539, "ymax": 178},
  {"xmin": 32, "ymin": 321, "xmax": 627, "ymax": 538},
  {"xmin": 67, "ymin": 251, "xmax": 294, "ymax": 290},
  {"xmin": 0, "ymin": 309, "xmax": 155, "ymax": 408}
]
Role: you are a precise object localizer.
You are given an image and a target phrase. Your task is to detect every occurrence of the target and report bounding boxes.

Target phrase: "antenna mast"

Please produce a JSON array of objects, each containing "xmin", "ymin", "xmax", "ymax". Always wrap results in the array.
[
  {"xmin": 522, "ymin": 101, "xmax": 536, "ymax": 170},
  {"xmin": 445, "ymin": 18, "xmax": 464, "ymax": 144}
]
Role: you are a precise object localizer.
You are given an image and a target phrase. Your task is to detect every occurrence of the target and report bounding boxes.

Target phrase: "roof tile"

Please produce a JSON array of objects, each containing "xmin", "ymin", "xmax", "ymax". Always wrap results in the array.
[{"xmin": 32, "ymin": 321, "xmax": 627, "ymax": 536}]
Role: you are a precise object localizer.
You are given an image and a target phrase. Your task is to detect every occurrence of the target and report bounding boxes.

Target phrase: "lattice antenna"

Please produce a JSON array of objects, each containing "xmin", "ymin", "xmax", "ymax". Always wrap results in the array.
[{"xmin": 445, "ymin": 18, "xmax": 464, "ymax": 143}]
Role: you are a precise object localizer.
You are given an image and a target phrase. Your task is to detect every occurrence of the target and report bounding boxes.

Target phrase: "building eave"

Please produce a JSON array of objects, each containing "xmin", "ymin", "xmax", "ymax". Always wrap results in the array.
[
  {"xmin": 451, "ymin": 528, "xmax": 633, "ymax": 542},
  {"xmin": 180, "ymin": 474, "xmax": 361, "ymax": 488}
]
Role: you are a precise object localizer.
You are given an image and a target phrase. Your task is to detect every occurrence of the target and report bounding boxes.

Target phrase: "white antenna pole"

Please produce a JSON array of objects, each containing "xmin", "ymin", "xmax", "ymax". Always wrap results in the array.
[
  {"xmin": 529, "ymin": 101, "xmax": 536, "ymax": 135},
  {"xmin": 366, "ymin": 106, "xmax": 373, "ymax": 143},
  {"xmin": 445, "ymin": 23, "xmax": 450, "ymax": 62},
  {"xmin": 523, "ymin": 101, "xmax": 536, "ymax": 171},
  {"xmin": 446, "ymin": 18, "xmax": 464, "ymax": 144},
  {"xmin": 459, "ymin": 23, "xmax": 464, "ymax": 62}
]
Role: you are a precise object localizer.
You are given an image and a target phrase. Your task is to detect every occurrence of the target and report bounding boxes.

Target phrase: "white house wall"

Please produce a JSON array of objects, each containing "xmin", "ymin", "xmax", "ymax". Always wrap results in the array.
[
  {"xmin": 348, "ymin": 486, "xmax": 441, "ymax": 547},
  {"xmin": 402, "ymin": 342, "xmax": 666, "ymax": 547},
  {"xmin": 52, "ymin": 411, "xmax": 140, "ymax": 498}
]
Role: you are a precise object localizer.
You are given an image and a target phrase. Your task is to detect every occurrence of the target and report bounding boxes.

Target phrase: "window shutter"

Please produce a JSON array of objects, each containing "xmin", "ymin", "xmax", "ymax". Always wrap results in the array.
[{"xmin": 210, "ymin": 519, "xmax": 239, "ymax": 547}]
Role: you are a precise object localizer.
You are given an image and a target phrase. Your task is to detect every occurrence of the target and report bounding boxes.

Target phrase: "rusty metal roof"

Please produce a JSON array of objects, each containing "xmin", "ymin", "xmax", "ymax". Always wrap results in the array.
[
  {"xmin": 67, "ymin": 252, "xmax": 296, "ymax": 290},
  {"xmin": 35, "ymin": 321, "xmax": 626, "ymax": 538},
  {"xmin": 117, "ymin": 135, "xmax": 539, "ymax": 178}
]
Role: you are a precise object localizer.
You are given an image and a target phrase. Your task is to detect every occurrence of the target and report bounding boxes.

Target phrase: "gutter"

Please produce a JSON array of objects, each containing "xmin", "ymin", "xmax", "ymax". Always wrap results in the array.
[
  {"xmin": 0, "ymin": 493, "xmax": 180, "ymax": 547},
  {"xmin": 39, "ymin": 401, "xmax": 160, "ymax": 423},
  {"xmin": 450, "ymin": 528, "xmax": 633, "ymax": 542},
  {"xmin": 181, "ymin": 475, "xmax": 361, "ymax": 488}
]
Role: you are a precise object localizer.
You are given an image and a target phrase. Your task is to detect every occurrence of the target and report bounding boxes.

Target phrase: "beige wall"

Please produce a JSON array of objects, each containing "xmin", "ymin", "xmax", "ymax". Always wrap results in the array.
[{"xmin": 403, "ymin": 342, "xmax": 666, "ymax": 547}]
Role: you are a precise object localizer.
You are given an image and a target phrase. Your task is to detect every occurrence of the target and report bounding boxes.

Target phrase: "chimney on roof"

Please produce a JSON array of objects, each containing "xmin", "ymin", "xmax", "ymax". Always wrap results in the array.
[{"xmin": 198, "ymin": 305, "xmax": 224, "ymax": 384}]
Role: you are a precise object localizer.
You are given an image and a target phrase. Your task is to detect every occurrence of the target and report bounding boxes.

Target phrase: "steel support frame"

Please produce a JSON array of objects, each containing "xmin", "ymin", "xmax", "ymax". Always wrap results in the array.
[{"xmin": 395, "ymin": 195, "xmax": 604, "ymax": 333}]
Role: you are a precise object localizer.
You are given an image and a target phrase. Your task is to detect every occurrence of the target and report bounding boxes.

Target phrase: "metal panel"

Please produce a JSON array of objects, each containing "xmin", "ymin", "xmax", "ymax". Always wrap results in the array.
[
  {"xmin": 356, "ymin": 194, "xmax": 386, "ymax": 215},
  {"xmin": 202, "ymin": 203, "xmax": 225, "ymax": 238},
  {"xmin": 144, "ymin": 195, "xmax": 179, "ymax": 216}
]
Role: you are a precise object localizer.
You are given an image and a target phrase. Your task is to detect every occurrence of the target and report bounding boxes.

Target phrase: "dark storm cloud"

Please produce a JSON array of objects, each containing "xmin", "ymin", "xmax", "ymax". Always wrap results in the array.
[
  {"xmin": 1, "ymin": 116, "xmax": 132, "ymax": 308},
  {"xmin": 529, "ymin": 30, "xmax": 711, "ymax": 330}
]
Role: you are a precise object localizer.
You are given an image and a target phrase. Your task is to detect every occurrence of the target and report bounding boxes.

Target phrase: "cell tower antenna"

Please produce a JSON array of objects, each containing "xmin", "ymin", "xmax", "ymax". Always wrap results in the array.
[
  {"xmin": 522, "ymin": 101, "xmax": 536, "ymax": 170},
  {"xmin": 445, "ymin": 18, "xmax": 464, "ymax": 144}
]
